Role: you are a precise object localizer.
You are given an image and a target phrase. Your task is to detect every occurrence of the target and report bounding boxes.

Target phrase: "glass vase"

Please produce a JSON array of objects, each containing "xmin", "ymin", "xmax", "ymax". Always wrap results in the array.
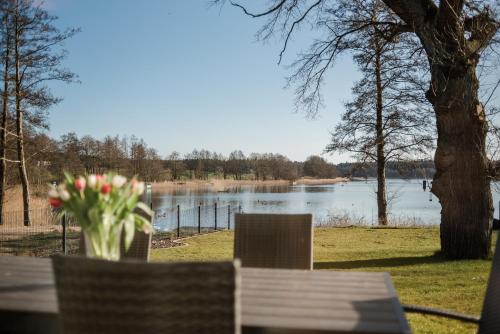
[{"xmin": 83, "ymin": 225, "xmax": 123, "ymax": 261}]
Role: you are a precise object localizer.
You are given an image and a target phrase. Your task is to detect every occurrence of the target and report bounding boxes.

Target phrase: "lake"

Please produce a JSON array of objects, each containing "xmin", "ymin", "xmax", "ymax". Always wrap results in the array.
[{"xmin": 152, "ymin": 179, "xmax": 500, "ymax": 228}]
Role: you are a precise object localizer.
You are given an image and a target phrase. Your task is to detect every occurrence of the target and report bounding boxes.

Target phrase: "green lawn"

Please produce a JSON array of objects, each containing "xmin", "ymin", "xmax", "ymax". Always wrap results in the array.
[{"xmin": 151, "ymin": 228, "xmax": 495, "ymax": 334}]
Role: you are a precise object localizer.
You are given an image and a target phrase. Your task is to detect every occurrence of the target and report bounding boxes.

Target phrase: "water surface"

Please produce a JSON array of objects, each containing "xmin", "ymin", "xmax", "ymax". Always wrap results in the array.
[{"xmin": 153, "ymin": 179, "xmax": 500, "ymax": 226}]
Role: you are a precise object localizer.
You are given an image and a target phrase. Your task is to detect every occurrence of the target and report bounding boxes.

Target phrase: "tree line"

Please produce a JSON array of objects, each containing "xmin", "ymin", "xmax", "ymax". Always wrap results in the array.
[{"xmin": 4, "ymin": 131, "xmax": 342, "ymax": 186}]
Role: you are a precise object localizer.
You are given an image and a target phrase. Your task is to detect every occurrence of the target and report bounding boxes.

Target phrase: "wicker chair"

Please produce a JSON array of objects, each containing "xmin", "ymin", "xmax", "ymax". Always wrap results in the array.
[
  {"xmin": 403, "ymin": 235, "xmax": 500, "ymax": 333},
  {"xmin": 234, "ymin": 213, "xmax": 313, "ymax": 270},
  {"xmin": 52, "ymin": 256, "xmax": 241, "ymax": 334},
  {"xmin": 79, "ymin": 229, "xmax": 152, "ymax": 261}
]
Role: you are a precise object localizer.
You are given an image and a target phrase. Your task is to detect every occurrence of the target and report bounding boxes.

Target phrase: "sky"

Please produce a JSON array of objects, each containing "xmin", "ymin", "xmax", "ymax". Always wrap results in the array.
[{"xmin": 43, "ymin": 1, "xmax": 358, "ymax": 162}]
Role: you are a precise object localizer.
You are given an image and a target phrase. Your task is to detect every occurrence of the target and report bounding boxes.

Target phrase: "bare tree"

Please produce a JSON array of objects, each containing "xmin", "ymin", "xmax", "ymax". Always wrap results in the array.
[
  {"xmin": 10, "ymin": 0, "xmax": 78, "ymax": 225},
  {"xmin": 326, "ymin": 1, "xmax": 434, "ymax": 225},
  {"xmin": 216, "ymin": 0, "xmax": 500, "ymax": 258},
  {"xmin": 0, "ymin": 1, "xmax": 12, "ymax": 224}
]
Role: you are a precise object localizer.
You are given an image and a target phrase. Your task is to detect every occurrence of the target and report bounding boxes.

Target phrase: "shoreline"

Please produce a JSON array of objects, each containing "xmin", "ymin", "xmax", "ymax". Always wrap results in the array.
[{"xmin": 151, "ymin": 177, "xmax": 349, "ymax": 192}]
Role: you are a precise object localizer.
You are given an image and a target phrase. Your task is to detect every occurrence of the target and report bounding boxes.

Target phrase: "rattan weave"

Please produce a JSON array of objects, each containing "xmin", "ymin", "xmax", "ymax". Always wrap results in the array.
[
  {"xmin": 52, "ymin": 256, "xmax": 241, "ymax": 334},
  {"xmin": 234, "ymin": 213, "xmax": 313, "ymax": 270},
  {"xmin": 478, "ymin": 235, "xmax": 500, "ymax": 334}
]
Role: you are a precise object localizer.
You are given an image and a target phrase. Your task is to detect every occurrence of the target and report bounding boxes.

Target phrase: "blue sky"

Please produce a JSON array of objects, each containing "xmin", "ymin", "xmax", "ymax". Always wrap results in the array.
[{"xmin": 44, "ymin": 0, "xmax": 360, "ymax": 162}]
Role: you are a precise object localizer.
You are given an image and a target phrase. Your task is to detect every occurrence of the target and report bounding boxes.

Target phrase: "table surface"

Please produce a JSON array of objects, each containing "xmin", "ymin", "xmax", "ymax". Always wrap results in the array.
[{"xmin": 0, "ymin": 256, "xmax": 411, "ymax": 334}]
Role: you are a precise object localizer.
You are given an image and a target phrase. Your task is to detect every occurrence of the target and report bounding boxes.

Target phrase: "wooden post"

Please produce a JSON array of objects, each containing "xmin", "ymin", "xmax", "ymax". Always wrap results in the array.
[
  {"xmin": 176, "ymin": 205, "xmax": 180, "ymax": 238},
  {"xmin": 214, "ymin": 203, "xmax": 217, "ymax": 230},
  {"xmin": 62, "ymin": 214, "xmax": 67, "ymax": 255},
  {"xmin": 198, "ymin": 205, "xmax": 201, "ymax": 234}
]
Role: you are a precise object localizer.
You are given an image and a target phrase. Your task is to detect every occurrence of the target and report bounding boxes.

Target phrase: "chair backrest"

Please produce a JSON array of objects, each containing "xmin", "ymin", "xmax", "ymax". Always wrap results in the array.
[
  {"xmin": 52, "ymin": 256, "xmax": 241, "ymax": 334},
  {"xmin": 479, "ymin": 235, "xmax": 500, "ymax": 334},
  {"xmin": 79, "ymin": 229, "xmax": 152, "ymax": 261},
  {"xmin": 234, "ymin": 213, "xmax": 313, "ymax": 270}
]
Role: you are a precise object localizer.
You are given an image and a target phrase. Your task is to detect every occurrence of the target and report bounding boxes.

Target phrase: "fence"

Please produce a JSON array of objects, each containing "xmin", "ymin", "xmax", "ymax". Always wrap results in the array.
[
  {"xmin": 0, "ymin": 203, "xmax": 242, "ymax": 257},
  {"xmin": 154, "ymin": 203, "xmax": 242, "ymax": 239}
]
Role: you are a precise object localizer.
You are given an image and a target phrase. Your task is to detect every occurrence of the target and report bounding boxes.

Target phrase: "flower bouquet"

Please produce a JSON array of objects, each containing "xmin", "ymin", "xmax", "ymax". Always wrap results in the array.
[{"xmin": 48, "ymin": 173, "xmax": 153, "ymax": 261}]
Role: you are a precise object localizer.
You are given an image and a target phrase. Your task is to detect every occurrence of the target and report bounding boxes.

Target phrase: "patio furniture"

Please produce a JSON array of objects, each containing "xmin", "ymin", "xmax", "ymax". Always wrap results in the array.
[
  {"xmin": 234, "ymin": 213, "xmax": 313, "ymax": 270},
  {"xmin": 79, "ymin": 229, "xmax": 152, "ymax": 261},
  {"xmin": 0, "ymin": 256, "xmax": 411, "ymax": 334},
  {"xmin": 52, "ymin": 256, "xmax": 241, "ymax": 334},
  {"xmin": 403, "ymin": 235, "xmax": 500, "ymax": 334}
]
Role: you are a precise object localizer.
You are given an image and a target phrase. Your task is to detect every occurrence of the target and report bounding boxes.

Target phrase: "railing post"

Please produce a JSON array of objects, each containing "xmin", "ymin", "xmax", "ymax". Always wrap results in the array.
[
  {"xmin": 176, "ymin": 205, "xmax": 180, "ymax": 238},
  {"xmin": 62, "ymin": 213, "xmax": 67, "ymax": 255},
  {"xmin": 198, "ymin": 205, "xmax": 201, "ymax": 234},
  {"xmin": 214, "ymin": 203, "xmax": 217, "ymax": 230},
  {"xmin": 227, "ymin": 205, "xmax": 231, "ymax": 230},
  {"xmin": 239, "ymin": 205, "xmax": 242, "ymax": 213}
]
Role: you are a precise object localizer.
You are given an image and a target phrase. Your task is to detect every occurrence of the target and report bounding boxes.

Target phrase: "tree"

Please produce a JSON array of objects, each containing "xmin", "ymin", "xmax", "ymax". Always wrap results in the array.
[
  {"xmin": 326, "ymin": 1, "xmax": 434, "ymax": 225},
  {"xmin": 166, "ymin": 151, "xmax": 185, "ymax": 180},
  {"xmin": 0, "ymin": 2, "xmax": 11, "ymax": 224},
  {"xmin": 303, "ymin": 155, "xmax": 338, "ymax": 178},
  {"xmin": 9, "ymin": 0, "xmax": 78, "ymax": 225},
  {"xmin": 217, "ymin": 0, "xmax": 500, "ymax": 258},
  {"xmin": 228, "ymin": 150, "xmax": 246, "ymax": 180}
]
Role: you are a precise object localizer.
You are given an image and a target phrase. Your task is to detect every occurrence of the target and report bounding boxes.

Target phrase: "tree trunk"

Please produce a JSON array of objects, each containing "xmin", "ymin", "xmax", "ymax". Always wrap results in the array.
[
  {"xmin": 429, "ymin": 63, "xmax": 492, "ymax": 259},
  {"xmin": 0, "ymin": 18, "xmax": 10, "ymax": 225},
  {"xmin": 14, "ymin": 12, "xmax": 30, "ymax": 226},
  {"xmin": 374, "ymin": 40, "xmax": 388, "ymax": 226}
]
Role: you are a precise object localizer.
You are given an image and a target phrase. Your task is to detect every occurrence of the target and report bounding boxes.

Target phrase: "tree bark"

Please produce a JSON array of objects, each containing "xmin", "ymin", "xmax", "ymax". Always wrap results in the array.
[
  {"xmin": 429, "ymin": 63, "xmax": 492, "ymax": 259},
  {"xmin": 0, "ymin": 15, "xmax": 10, "ymax": 225},
  {"xmin": 374, "ymin": 36, "xmax": 388, "ymax": 226},
  {"xmin": 14, "ymin": 10, "xmax": 30, "ymax": 226}
]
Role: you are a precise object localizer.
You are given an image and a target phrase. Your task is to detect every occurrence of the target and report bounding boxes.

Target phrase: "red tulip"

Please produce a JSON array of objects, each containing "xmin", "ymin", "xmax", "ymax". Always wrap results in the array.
[
  {"xmin": 101, "ymin": 183, "xmax": 112, "ymax": 194},
  {"xmin": 74, "ymin": 177, "xmax": 86, "ymax": 191},
  {"xmin": 49, "ymin": 198, "xmax": 62, "ymax": 208}
]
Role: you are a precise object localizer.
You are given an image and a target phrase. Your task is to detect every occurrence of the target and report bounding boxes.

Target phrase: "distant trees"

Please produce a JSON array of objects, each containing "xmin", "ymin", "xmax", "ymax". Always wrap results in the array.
[
  {"xmin": 0, "ymin": 0, "xmax": 78, "ymax": 225},
  {"xmin": 303, "ymin": 156, "xmax": 338, "ymax": 179}
]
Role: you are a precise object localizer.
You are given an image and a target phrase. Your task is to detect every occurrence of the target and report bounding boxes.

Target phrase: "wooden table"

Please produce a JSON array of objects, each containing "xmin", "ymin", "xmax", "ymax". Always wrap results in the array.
[{"xmin": 0, "ymin": 256, "xmax": 411, "ymax": 334}]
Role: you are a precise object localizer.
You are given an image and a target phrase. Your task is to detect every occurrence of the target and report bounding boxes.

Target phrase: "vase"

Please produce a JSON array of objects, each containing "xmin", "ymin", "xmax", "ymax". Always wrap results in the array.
[{"xmin": 82, "ymin": 224, "xmax": 123, "ymax": 261}]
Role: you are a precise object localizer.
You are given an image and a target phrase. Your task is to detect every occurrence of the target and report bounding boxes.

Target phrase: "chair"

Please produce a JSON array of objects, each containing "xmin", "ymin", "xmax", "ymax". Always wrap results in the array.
[
  {"xmin": 52, "ymin": 256, "xmax": 241, "ymax": 334},
  {"xmin": 79, "ymin": 229, "xmax": 152, "ymax": 261},
  {"xmin": 234, "ymin": 213, "xmax": 313, "ymax": 270},
  {"xmin": 403, "ymin": 235, "xmax": 500, "ymax": 334}
]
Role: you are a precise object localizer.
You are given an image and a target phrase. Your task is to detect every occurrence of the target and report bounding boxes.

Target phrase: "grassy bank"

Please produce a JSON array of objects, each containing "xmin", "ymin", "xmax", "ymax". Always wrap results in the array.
[{"xmin": 151, "ymin": 227, "xmax": 495, "ymax": 334}]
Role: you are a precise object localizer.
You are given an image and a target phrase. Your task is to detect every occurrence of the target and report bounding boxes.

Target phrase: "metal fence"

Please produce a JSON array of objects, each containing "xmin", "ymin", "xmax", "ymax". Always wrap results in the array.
[
  {"xmin": 154, "ymin": 203, "xmax": 242, "ymax": 238},
  {"xmin": 0, "ymin": 203, "xmax": 241, "ymax": 257}
]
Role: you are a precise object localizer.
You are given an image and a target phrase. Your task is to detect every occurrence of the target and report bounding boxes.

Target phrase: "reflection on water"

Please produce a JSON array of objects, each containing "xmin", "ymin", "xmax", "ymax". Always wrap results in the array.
[{"xmin": 152, "ymin": 179, "xmax": 500, "ymax": 225}]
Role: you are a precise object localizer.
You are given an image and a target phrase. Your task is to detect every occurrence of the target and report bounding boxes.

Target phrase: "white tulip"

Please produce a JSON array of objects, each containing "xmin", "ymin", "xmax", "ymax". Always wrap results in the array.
[
  {"xmin": 88, "ymin": 175, "xmax": 97, "ymax": 188},
  {"xmin": 59, "ymin": 189, "xmax": 70, "ymax": 201},
  {"xmin": 136, "ymin": 182, "xmax": 145, "ymax": 195},
  {"xmin": 112, "ymin": 175, "xmax": 127, "ymax": 188},
  {"xmin": 48, "ymin": 188, "xmax": 59, "ymax": 199}
]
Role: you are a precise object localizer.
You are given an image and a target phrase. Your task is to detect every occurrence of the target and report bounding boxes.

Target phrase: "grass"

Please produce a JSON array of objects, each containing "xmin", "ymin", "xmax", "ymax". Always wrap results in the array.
[{"xmin": 151, "ymin": 227, "xmax": 495, "ymax": 334}]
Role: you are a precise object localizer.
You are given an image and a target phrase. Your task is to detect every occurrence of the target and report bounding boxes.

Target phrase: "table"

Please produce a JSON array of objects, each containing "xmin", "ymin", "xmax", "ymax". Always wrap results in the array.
[{"xmin": 0, "ymin": 256, "xmax": 411, "ymax": 334}]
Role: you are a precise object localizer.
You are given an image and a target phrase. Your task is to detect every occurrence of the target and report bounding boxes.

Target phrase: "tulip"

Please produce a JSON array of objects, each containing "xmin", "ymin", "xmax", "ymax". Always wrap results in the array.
[
  {"xmin": 75, "ymin": 177, "xmax": 86, "ymax": 191},
  {"xmin": 112, "ymin": 175, "xmax": 127, "ymax": 188},
  {"xmin": 49, "ymin": 198, "xmax": 62, "ymax": 208},
  {"xmin": 48, "ymin": 188, "xmax": 59, "ymax": 199},
  {"xmin": 101, "ymin": 183, "xmax": 112, "ymax": 194},
  {"xmin": 87, "ymin": 175, "xmax": 97, "ymax": 188},
  {"xmin": 59, "ymin": 189, "xmax": 70, "ymax": 201},
  {"xmin": 132, "ymin": 180, "xmax": 145, "ymax": 195}
]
